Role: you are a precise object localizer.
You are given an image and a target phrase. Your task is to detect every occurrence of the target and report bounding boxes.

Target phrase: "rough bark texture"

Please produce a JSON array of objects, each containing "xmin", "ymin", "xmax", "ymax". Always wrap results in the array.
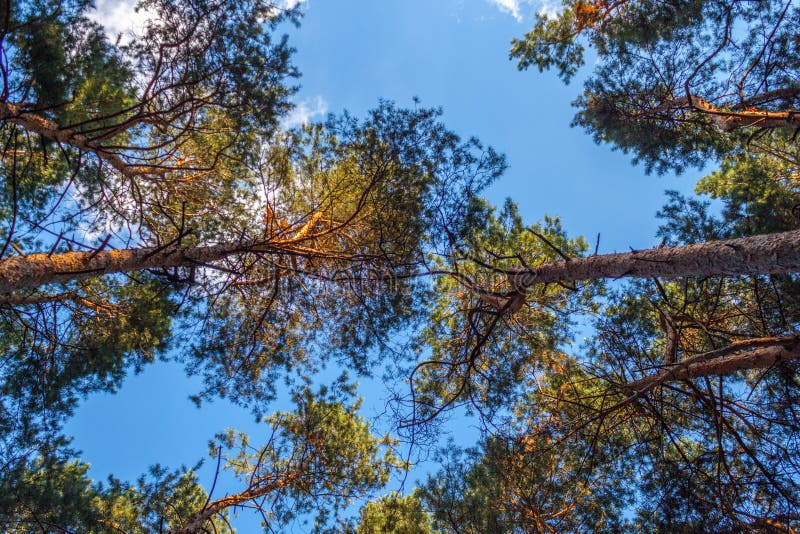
[
  {"xmin": 507, "ymin": 229, "xmax": 800, "ymax": 290},
  {"xmin": 624, "ymin": 336, "xmax": 800, "ymax": 395},
  {"xmin": 0, "ymin": 101, "xmax": 160, "ymax": 177},
  {"xmin": 0, "ymin": 240, "xmax": 274, "ymax": 293}
]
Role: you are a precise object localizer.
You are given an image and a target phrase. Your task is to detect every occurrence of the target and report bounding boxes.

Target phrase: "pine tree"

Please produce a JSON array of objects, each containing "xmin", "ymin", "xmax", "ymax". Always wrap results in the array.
[
  {"xmin": 0, "ymin": 1, "xmax": 504, "ymax": 530},
  {"xmin": 510, "ymin": 0, "xmax": 800, "ymax": 174}
]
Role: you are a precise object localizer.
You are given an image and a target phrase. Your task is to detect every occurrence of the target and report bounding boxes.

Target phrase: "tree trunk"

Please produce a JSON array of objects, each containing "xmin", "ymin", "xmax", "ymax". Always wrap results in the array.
[
  {"xmin": 0, "ymin": 240, "xmax": 276, "ymax": 294},
  {"xmin": 0, "ymin": 101, "xmax": 158, "ymax": 177},
  {"xmin": 689, "ymin": 95, "xmax": 800, "ymax": 131},
  {"xmin": 167, "ymin": 479, "xmax": 292, "ymax": 534},
  {"xmin": 167, "ymin": 464, "xmax": 307, "ymax": 534},
  {"xmin": 0, "ymin": 213, "xmax": 330, "ymax": 294},
  {"xmin": 507, "ymin": 229, "xmax": 800, "ymax": 291},
  {"xmin": 623, "ymin": 336, "xmax": 800, "ymax": 395}
]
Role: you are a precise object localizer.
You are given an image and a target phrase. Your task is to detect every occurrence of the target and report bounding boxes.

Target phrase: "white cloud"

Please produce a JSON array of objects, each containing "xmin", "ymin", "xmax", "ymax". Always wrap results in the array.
[
  {"xmin": 264, "ymin": 0, "xmax": 307, "ymax": 19},
  {"xmin": 88, "ymin": 0, "xmax": 307, "ymax": 44},
  {"xmin": 537, "ymin": 0, "xmax": 562, "ymax": 18},
  {"xmin": 490, "ymin": 0, "xmax": 524, "ymax": 20},
  {"xmin": 282, "ymin": 96, "xmax": 328, "ymax": 128},
  {"xmin": 488, "ymin": 0, "xmax": 560, "ymax": 20},
  {"xmin": 87, "ymin": 0, "xmax": 152, "ymax": 45}
]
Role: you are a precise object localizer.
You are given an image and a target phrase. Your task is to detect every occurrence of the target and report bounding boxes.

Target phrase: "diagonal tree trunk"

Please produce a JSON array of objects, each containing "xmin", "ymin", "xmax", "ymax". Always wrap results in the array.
[
  {"xmin": 0, "ymin": 101, "xmax": 160, "ymax": 178},
  {"xmin": 507, "ymin": 229, "xmax": 800, "ymax": 292},
  {"xmin": 689, "ymin": 95, "xmax": 800, "ymax": 131},
  {"xmin": 623, "ymin": 336, "xmax": 800, "ymax": 395},
  {"xmin": 0, "ymin": 216, "xmax": 330, "ymax": 294},
  {"xmin": 0, "ymin": 240, "xmax": 268, "ymax": 294},
  {"xmin": 167, "ymin": 474, "xmax": 300, "ymax": 534}
]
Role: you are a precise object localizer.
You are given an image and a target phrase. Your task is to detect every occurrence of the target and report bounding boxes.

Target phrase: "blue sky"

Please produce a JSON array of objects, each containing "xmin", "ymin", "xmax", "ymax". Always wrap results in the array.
[{"xmin": 66, "ymin": 0, "xmax": 704, "ymax": 530}]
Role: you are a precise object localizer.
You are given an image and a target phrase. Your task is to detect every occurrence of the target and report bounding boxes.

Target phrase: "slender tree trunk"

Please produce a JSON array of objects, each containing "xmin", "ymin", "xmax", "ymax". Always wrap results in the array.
[
  {"xmin": 0, "ymin": 101, "xmax": 157, "ymax": 177},
  {"xmin": 689, "ymin": 95, "xmax": 800, "ymax": 131},
  {"xmin": 508, "ymin": 229, "xmax": 800, "ymax": 291},
  {"xmin": 167, "ymin": 478, "xmax": 294, "ymax": 534},
  {"xmin": 167, "ymin": 459, "xmax": 309, "ymax": 534},
  {"xmin": 623, "ymin": 336, "xmax": 800, "ymax": 394}
]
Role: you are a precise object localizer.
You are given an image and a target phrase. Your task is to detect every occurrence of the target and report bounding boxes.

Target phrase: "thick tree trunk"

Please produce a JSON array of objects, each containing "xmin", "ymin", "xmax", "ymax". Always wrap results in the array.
[
  {"xmin": 507, "ymin": 229, "xmax": 800, "ymax": 291},
  {"xmin": 0, "ymin": 240, "xmax": 275, "ymax": 294},
  {"xmin": 0, "ymin": 213, "xmax": 328, "ymax": 294}
]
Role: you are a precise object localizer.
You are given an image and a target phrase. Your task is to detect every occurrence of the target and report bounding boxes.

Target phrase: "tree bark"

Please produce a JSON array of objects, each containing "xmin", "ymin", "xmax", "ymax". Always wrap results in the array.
[
  {"xmin": 167, "ymin": 477, "xmax": 296, "ymax": 534},
  {"xmin": 623, "ymin": 336, "xmax": 800, "ymax": 395},
  {"xmin": 507, "ymin": 229, "xmax": 800, "ymax": 291},
  {"xmin": 689, "ymin": 95, "xmax": 800, "ymax": 131},
  {"xmin": 0, "ymin": 101, "xmax": 160, "ymax": 177},
  {"xmin": 0, "ymin": 211, "xmax": 331, "ymax": 294},
  {"xmin": 0, "ymin": 240, "xmax": 282, "ymax": 294}
]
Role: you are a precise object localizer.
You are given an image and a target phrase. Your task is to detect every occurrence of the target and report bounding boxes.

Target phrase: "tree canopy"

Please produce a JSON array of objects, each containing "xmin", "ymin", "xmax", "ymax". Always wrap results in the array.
[
  {"xmin": 510, "ymin": 0, "xmax": 800, "ymax": 173},
  {"xmin": 0, "ymin": 0, "xmax": 504, "ymax": 529},
  {"xmin": 397, "ymin": 1, "xmax": 800, "ymax": 531},
  {"xmin": 4, "ymin": 0, "xmax": 800, "ymax": 532}
]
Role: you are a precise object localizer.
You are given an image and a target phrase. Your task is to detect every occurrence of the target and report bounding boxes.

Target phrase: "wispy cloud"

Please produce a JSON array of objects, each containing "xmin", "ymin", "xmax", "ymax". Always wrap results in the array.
[
  {"xmin": 490, "ymin": 0, "xmax": 524, "ymax": 20},
  {"xmin": 265, "ymin": 0, "xmax": 308, "ymax": 19},
  {"xmin": 282, "ymin": 96, "xmax": 329, "ymax": 128},
  {"xmin": 88, "ymin": 0, "xmax": 308, "ymax": 44},
  {"xmin": 87, "ymin": 0, "xmax": 153, "ymax": 44},
  {"xmin": 487, "ymin": 0, "xmax": 560, "ymax": 20}
]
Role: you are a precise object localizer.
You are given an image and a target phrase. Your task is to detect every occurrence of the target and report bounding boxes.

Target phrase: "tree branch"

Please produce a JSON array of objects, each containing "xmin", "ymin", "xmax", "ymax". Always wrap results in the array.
[
  {"xmin": 623, "ymin": 336, "xmax": 800, "ymax": 395},
  {"xmin": 0, "ymin": 100, "xmax": 166, "ymax": 178},
  {"xmin": 689, "ymin": 95, "xmax": 800, "ymax": 132}
]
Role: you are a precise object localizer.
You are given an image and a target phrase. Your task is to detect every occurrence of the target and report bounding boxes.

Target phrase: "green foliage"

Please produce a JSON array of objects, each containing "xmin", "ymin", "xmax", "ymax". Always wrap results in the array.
[
  {"xmin": 511, "ymin": 0, "xmax": 800, "ymax": 173},
  {"xmin": 565, "ymin": 184, "xmax": 800, "ymax": 527},
  {"xmin": 0, "ymin": 275, "xmax": 176, "ymax": 468},
  {"xmin": 0, "ymin": 381, "xmax": 400, "ymax": 532},
  {"xmin": 0, "ymin": 456, "xmax": 226, "ymax": 533},
  {"xmin": 0, "ymin": 0, "xmax": 503, "ymax": 530},
  {"xmin": 419, "ymin": 428, "xmax": 630, "ymax": 533},
  {"xmin": 416, "ymin": 143, "xmax": 800, "ymax": 530},
  {"xmin": 582, "ymin": 276, "xmax": 800, "ymax": 528},
  {"xmin": 209, "ymin": 381, "xmax": 402, "ymax": 531},
  {"xmin": 7, "ymin": 0, "xmax": 800, "ymax": 530},
  {"xmin": 186, "ymin": 104, "xmax": 504, "ymax": 415},
  {"xmin": 412, "ymin": 199, "xmax": 596, "ymax": 423},
  {"xmin": 504, "ymin": 12, "xmax": 800, "ymax": 525},
  {"xmin": 695, "ymin": 146, "xmax": 800, "ymax": 236},
  {"xmin": 0, "ymin": 458, "xmax": 105, "ymax": 532},
  {"xmin": 349, "ymin": 492, "xmax": 435, "ymax": 534},
  {"xmin": 510, "ymin": 10, "xmax": 584, "ymax": 83}
]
